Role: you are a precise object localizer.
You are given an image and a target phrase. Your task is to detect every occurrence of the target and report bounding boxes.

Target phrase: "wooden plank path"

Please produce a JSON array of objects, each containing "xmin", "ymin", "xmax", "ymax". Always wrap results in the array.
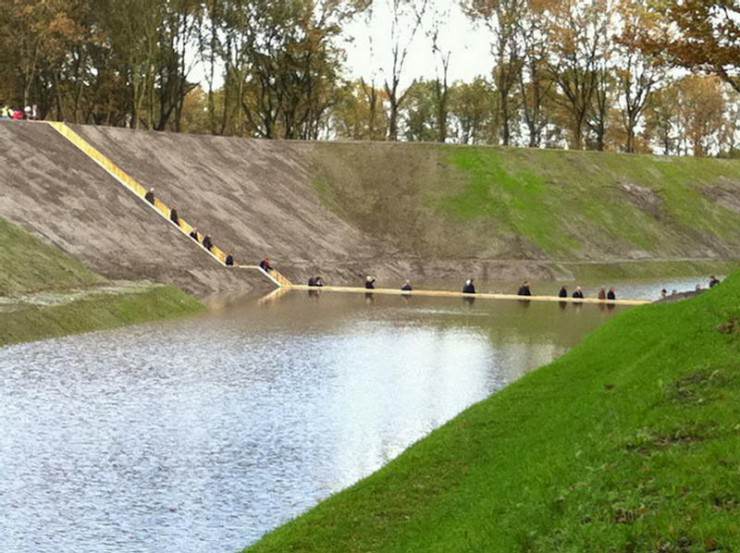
[{"xmin": 288, "ymin": 284, "xmax": 651, "ymax": 306}]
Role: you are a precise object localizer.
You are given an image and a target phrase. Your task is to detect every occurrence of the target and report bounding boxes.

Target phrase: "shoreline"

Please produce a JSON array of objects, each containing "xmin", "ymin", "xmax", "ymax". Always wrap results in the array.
[
  {"xmin": 0, "ymin": 285, "xmax": 204, "ymax": 348},
  {"xmin": 246, "ymin": 272, "xmax": 740, "ymax": 552}
]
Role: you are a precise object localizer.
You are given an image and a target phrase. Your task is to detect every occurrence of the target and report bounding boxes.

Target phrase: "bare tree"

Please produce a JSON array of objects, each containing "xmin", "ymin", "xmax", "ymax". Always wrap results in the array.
[
  {"xmin": 382, "ymin": 0, "xmax": 428, "ymax": 141},
  {"xmin": 517, "ymin": 2, "xmax": 554, "ymax": 147},
  {"xmin": 415, "ymin": 1, "xmax": 452, "ymax": 142},
  {"xmin": 462, "ymin": 0, "xmax": 525, "ymax": 146}
]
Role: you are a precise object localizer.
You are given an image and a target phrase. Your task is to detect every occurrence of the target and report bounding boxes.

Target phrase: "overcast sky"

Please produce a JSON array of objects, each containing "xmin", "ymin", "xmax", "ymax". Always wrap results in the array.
[
  {"xmin": 341, "ymin": 1, "xmax": 494, "ymax": 86},
  {"xmin": 190, "ymin": 1, "xmax": 494, "ymax": 90}
]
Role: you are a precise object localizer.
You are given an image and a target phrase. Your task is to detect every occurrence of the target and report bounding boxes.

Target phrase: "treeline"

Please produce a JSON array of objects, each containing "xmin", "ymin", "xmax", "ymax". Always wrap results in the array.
[{"xmin": 0, "ymin": 0, "xmax": 737, "ymax": 156}]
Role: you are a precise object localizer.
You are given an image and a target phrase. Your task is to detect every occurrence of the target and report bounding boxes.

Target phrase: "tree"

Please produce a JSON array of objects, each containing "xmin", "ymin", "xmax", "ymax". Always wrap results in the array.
[
  {"xmin": 586, "ymin": 57, "xmax": 615, "ymax": 150},
  {"xmin": 615, "ymin": 0, "xmax": 664, "ymax": 153},
  {"xmin": 235, "ymin": 0, "xmax": 366, "ymax": 139},
  {"xmin": 545, "ymin": 0, "xmax": 614, "ymax": 149},
  {"xmin": 517, "ymin": 1, "xmax": 556, "ymax": 148},
  {"xmin": 380, "ymin": 0, "xmax": 428, "ymax": 140},
  {"xmin": 330, "ymin": 79, "xmax": 389, "ymax": 139},
  {"xmin": 675, "ymin": 75, "xmax": 726, "ymax": 156},
  {"xmin": 0, "ymin": 0, "xmax": 87, "ymax": 111},
  {"xmin": 644, "ymin": 82, "xmax": 679, "ymax": 155},
  {"xmin": 449, "ymin": 77, "xmax": 497, "ymax": 144},
  {"xmin": 462, "ymin": 0, "xmax": 525, "ymax": 146},
  {"xmin": 639, "ymin": 0, "xmax": 740, "ymax": 94},
  {"xmin": 416, "ymin": 1, "xmax": 453, "ymax": 142},
  {"xmin": 402, "ymin": 80, "xmax": 437, "ymax": 141}
]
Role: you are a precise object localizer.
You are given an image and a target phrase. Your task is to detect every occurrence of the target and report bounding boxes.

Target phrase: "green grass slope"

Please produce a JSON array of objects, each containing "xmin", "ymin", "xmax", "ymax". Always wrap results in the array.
[
  {"xmin": 0, "ymin": 218, "xmax": 203, "ymax": 346},
  {"xmin": 0, "ymin": 286, "xmax": 203, "ymax": 347},
  {"xmin": 312, "ymin": 144, "xmax": 740, "ymax": 264},
  {"xmin": 0, "ymin": 217, "xmax": 104, "ymax": 295},
  {"xmin": 248, "ymin": 273, "xmax": 740, "ymax": 552}
]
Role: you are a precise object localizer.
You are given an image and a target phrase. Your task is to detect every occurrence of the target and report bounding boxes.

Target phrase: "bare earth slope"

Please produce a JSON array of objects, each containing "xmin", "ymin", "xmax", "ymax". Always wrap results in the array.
[
  {"xmin": 1, "ymin": 121, "xmax": 739, "ymax": 298},
  {"xmin": 0, "ymin": 122, "xmax": 266, "ymax": 297},
  {"xmin": 72, "ymin": 125, "xmax": 379, "ymax": 285}
]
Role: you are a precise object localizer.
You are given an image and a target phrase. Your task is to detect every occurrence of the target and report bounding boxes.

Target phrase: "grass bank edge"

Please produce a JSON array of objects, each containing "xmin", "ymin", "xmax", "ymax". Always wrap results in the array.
[
  {"xmin": 246, "ymin": 272, "xmax": 740, "ymax": 553},
  {"xmin": 0, "ymin": 285, "xmax": 204, "ymax": 347}
]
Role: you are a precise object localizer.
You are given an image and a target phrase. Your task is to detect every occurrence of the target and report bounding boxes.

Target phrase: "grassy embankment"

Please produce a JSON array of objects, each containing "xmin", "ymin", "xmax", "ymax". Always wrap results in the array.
[
  {"xmin": 248, "ymin": 272, "xmax": 740, "ymax": 552},
  {"xmin": 313, "ymin": 144, "xmax": 740, "ymax": 279},
  {"xmin": 0, "ymin": 218, "xmax": 203, "ymax": 347}
]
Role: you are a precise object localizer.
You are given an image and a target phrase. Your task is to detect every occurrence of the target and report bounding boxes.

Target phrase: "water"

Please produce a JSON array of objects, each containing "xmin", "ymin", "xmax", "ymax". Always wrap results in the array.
[{"xmin": 0, "ymin": 278, "xmax": 702, "ymax": 552}]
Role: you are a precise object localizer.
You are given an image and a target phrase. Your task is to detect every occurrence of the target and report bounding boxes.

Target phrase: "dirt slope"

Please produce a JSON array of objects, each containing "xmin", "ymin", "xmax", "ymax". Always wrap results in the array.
[
  {"xmin": 0, "ymin": 122, "xmax": 261, "ymax": 298},
  {"xmin": 1, "ymin": 121, "xmax": 738, "ymax": 298},
  {"xmin": 72, "ymin": 125, "xmax": 380, "ymax": 281}
]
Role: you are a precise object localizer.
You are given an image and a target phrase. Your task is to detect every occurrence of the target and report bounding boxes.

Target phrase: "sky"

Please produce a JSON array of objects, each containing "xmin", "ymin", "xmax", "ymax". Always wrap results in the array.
[
  {"xmin": 189, "ymin": 1, "xmax": 494, "ymax": 90},
  {"xmin": 340, "ymin": 1, "xmax": 494, "ymax": 87}
]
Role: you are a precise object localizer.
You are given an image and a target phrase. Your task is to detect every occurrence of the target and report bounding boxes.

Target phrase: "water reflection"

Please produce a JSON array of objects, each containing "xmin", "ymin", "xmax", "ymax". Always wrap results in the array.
[{"xmin": 0, "ymin": 291, "xmax": 625, "ymax": 553}]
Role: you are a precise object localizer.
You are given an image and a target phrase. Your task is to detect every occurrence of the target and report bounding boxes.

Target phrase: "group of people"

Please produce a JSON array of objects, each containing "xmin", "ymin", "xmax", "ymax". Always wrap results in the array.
[
  {"xmin": 558, "ymin": 285, "xmax": 617, "ymax": 300},
  {"xmin": 354, "ymin": 275, "xmax": 618, "ymax": 300},
  {"xmin": 660, "ymin": 275, "xmax": 722, "ymax": 299},
  {"xmin": 285, "ymin": 263, "xmax": 725, "ymax": 303},
  {"xmin": 0, "ymin": 104, "xmax": 38, "ymax": 121},
  {"xmin": 145, "ymin": 188, "xmax": 234, "ymax": 266}
]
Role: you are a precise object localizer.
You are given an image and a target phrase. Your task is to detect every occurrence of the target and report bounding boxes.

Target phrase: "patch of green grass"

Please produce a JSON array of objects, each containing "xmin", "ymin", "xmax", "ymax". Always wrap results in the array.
[
  {"xmin": 442, "ymin": 148, "xmax": 580, "ymax": 255},
  {"xmin": 0, "ymin": 217, "xmax": 104, "ymax": 295},
  {"xmin": 440, "ymin": 148, "xmax": 740, "ymax": 258},
  {"xmin": 0, "ymin": 286, "xmax": 204, "ymax": 347},
  {"xmin": 0, "ymin": 216, "xmax": 203, "ymax": 346},
  {"xmin": 311, "ymin": 143, "xmax": 740, "ymax": 265},
  {"xmin": 247, "ymin": 272, "xmax": 740, "ymax": 552}
]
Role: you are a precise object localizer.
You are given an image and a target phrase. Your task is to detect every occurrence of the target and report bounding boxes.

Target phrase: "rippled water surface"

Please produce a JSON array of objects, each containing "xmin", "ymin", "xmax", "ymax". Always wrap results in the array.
[{"xmin": 0, "ymin": 281, "xmax": 691, "ymax": 552}]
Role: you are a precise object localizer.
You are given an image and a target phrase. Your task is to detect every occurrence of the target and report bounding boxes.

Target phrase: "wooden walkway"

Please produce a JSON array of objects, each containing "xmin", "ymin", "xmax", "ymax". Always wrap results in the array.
[{"xmin": 289, "ymin": 285, "xmax": 650, "ymax": 306}]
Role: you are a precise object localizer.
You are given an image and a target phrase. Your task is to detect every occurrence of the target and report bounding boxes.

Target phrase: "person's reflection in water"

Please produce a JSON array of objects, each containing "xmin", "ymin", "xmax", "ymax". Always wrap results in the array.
[
  {"xmin": 559, "ymin": 300, "xmax": 567, "ymax": 310},
  {"xmin": 308, "ymin": 289, "xmax": 320, "ymax": 300},
  {"xmin": 462, "ymin": 296, "xmax": 476, "ymax": 308},
  {"xmin": 364, "ymin": 292, "xmax": 375, "ymax": 305},
  {"xmin": 607, "ymin": 303, "xmax": 616, "ymax": 312},
  {"xmin": 518, "ymin": 298, "xmax": 531, "ymax": 309},
  {"xmin": 401, "ymin": 294, "xmax": 411, "ymax": 304}
]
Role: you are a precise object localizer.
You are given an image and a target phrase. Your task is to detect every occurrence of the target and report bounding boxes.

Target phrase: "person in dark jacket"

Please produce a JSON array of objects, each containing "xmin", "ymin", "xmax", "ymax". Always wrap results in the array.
[
  {"xmin": 315, "ymin": 276, "xmax": 325, "ymax": 287},
  {"xmin": 572, "ymin": 286, "xmax": 584, "ymax": 299},
  {"xmin": 607, "ymin": 287, "xmax": 616, "ymax": 300},
  {"xmin": 558, "ymin": 286, "xmax": 568, "ymax": 298},
  {"xmin": 401, "ymin": 280, "xmax": 413, "ymax": 292},
  {"xmin": 365, "ymin": 276, "xmax": 376, "ymax": 290},
  {"xmin": 462, "ymin": 279, "xmax": 476, "ymax": 294},
  {"xmin": 202, "ymin": 235, "xmax": 213, "ymax": 251},
  {"xmin": 709, "ymin": 275, "xmax": 720, "ymax": 288},
  {"xmin": 189, "ymin": 228, "xmax": 199, "ymax": 241},
  {"xmin": 259, "ymin": 258, "xmax": 273, "ymax": 272},
  {"xmin": 145, "ymin": 188, "xmax": 155, "ymax": 204},
  {"xmin": 225, "ymin": 254, "xmax": 234, "ymax": 266},
  {"xmin": 598, "ymin": 287, "xmax": 606, "ymax": 300},
  {"xmin": 169, "ymin": 208, "xmax": 179, "ymax": 226},
  {"xmin": 517, "ymin": 281, "xmax": 532, "ymax": 296}
]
